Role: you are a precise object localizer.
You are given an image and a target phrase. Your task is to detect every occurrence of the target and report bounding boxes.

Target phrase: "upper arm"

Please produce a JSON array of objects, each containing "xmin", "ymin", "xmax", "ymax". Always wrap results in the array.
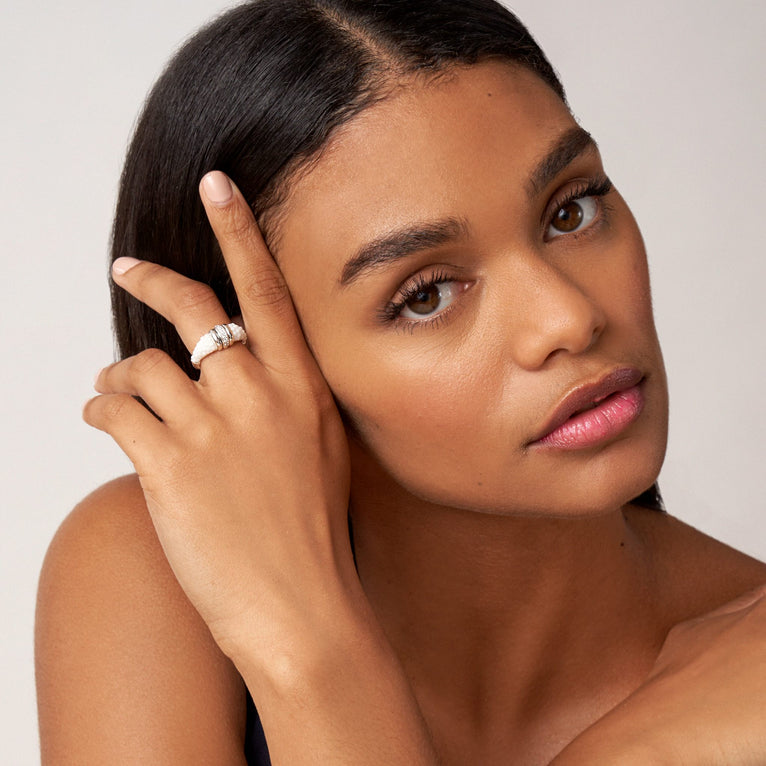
[{"xmin": 35, "ymin": 475, "xmax": 248, "ymax": 765}]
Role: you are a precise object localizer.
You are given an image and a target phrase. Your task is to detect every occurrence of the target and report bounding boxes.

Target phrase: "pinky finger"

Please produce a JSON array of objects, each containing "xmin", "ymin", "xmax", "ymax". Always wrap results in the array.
[{"xmin": 83, "ymin": 393, "xmax": 166, "ymax": 468}]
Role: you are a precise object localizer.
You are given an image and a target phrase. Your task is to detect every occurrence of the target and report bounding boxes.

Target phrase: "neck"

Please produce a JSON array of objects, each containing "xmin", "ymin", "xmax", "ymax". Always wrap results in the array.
[{"xmin": 348, "ymin": 457, "xmax": 665, "ymax": 745}]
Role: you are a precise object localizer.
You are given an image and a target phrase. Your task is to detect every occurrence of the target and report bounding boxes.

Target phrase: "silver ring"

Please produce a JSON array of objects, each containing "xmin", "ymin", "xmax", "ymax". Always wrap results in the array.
[
  {"xmin": 190, "ymin": 323, "xmax": 247, "ymax": 368},
  {"xmin": 210, "ymin": 324, "xmax": 233, "ymax": 350}
]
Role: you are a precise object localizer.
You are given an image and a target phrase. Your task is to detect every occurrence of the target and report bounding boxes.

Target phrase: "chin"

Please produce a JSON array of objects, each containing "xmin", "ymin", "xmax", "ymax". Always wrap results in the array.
[
  {"xmin": 514, "ymin": 438, "xmax": 667, "ymax": 519},
  {"xmin": 466, "ymin": 433, "xmax": 668, "ymax": 519}
]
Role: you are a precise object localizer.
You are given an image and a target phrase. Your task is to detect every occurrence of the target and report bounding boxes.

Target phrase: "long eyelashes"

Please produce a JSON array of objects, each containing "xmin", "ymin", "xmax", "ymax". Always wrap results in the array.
[
  {"xmin": 544, "ymin": 176, "xmax": 612, "ymax": 240},
  {"xmin": 377, "ymin": 268, "xmax": 458, "ymax": 329},
  {"xmin": 380, "ymin": 175, "xmax": 614, "ymax": 332}
]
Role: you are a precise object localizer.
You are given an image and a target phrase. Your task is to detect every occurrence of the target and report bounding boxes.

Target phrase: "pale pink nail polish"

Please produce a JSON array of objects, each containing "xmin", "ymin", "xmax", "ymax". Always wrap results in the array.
[
  {"xmin": 112, "ymin": 257, "xmax": 142, "ymax": 275},
  {"xmin": 202, "ymin": 171, "xmax": 233, "ymax": 206}
]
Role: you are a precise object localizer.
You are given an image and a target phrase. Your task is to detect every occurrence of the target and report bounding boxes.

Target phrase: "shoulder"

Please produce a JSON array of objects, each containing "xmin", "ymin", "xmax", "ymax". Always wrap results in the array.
[
  {"xmin": 36, "ymin": 475, "xmax": 248, "ymax": 764},
  {"xmin": 38, "ymin": 475, "xmax": 196, "ymax": 639},
  {"xmin": 627, "ymin": 505, "xmax": 766, "ymax": 621},
  {"xmin": 42, "ymin": 474, "xmax": 166, "ymax": 582}
]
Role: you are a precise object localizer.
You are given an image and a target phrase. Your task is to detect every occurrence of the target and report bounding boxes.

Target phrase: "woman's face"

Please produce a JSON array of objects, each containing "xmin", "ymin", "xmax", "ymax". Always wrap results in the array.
[{"xmin": 274, "ymin": 61, "xmax": 668, "ymax": 516}]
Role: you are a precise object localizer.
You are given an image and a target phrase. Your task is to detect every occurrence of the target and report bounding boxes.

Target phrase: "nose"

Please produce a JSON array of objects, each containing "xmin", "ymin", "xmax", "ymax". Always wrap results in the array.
[{"xmin": 509, "ymin": 258, "xmax": 606, "ymax": 370}]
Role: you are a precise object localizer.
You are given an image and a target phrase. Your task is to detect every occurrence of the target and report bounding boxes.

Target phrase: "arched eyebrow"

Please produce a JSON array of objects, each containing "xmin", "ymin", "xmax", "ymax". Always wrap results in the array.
[
  {"xmin": 338, "ymin": 125, "xmax": 597, "ymax": 289},
  {"xmin": 339, "ymin": 217, "xmax": 469, "ymax": 288},
  {"xmin": 527, "ymin": 126, "xmax": 597, "ymax": 197}
]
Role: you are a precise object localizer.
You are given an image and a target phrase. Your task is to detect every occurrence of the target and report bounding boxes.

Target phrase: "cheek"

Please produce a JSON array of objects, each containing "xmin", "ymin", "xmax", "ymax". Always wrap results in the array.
[
  {"xmin": 610, "ymin": 214, "xmax": 656, "ymax": 329},
  {"xmin": 612, "ymin": 233, "xmax": 664, "ymax": 373},
  {"xmin": 321, "ymin": 337, "xmax": 515, "ymax": 502},
  {"xmin": 332, "ymin": 343, "xmax": 486, "ymax": 447}
]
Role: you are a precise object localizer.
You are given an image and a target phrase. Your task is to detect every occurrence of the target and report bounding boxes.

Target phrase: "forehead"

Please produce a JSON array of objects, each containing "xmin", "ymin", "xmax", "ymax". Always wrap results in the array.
[{"xmin": 276, "ymin": 61, "xmax": 577, "ymax": 286}]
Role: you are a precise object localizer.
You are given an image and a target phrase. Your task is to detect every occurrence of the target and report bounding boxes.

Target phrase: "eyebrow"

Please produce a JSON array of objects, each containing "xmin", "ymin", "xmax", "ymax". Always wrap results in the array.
[
  {"xmin": 528, "ymin": 126, "xmax": 598, "ymax": 197},
  {"xmin": 339, "ymin": 217, "xmax": 469, "ymax": 287},
  {"xmin": 338, "ymin": 125, "xmax": 598, "ymax": 288}
]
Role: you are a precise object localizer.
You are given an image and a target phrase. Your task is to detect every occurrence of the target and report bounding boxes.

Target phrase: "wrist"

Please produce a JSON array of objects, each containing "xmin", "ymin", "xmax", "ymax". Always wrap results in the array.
[
  {"xmin": 227, "ymin": 594, "xmax": 439, "ymax": 765},
  {"xmin": 233, "ymin": 589, "xmax": 394, "ymax": 699}
]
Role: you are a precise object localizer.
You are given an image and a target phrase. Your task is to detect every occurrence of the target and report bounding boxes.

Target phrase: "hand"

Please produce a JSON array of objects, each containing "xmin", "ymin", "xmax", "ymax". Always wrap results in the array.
[
  {"xmin": 85, "ymin": 171, "xmax": 356, "ymax": 665},
  {"xmin": 85, "ymin": 170, "xmax": 438, "ymax": 766},
  {"xmin": 552, "ymin": 584, "xmax": 766, "ymax": 765}
]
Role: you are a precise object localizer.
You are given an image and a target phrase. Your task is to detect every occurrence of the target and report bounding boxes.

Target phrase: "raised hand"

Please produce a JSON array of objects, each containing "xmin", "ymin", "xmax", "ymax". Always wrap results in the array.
[
  {"xmin": 85, "ymin": 171, "xmax": 355, "ymax": 661},
  {"xmin": 84, "ymin": 172, "xmax": 438, "ymax": 765}
]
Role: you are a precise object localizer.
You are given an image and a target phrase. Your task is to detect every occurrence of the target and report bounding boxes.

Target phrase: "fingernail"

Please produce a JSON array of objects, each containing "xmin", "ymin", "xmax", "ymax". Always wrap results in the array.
[
  {"xmin": 202, "ymin": 171, "xmax": 233, "ymax": 206},
  {"xmin": 112, "ymin": 257, "xmax": 142, "ymax": 276}
]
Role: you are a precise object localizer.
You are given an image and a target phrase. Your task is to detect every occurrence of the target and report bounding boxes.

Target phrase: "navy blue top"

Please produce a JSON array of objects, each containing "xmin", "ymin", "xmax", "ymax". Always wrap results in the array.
[{"xmin": 244, "ymin": 689, "xmax": 271, "ymax": 765}]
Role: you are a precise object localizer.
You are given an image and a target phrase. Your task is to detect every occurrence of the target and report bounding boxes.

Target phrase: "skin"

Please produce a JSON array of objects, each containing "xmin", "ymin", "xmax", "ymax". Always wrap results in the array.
[
  {"xmin": 278, "ymin": 64, "xmax": 666, "ymax": 517},
  {"xmin": 276, "ymin": 64, "xmax": 672, "ymax": 759},
  {"xmin": 36, "ymin": 62, "xmax": 766, "ymax": 765}
]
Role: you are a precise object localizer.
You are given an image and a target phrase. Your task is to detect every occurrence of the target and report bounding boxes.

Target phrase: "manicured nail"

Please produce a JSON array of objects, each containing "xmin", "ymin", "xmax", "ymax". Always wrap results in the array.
[
  {"xmin": 202, "ymin": 171, "xmax": 233, "ymax": 206},
  {"xmin": 112, "ymin": 257, "xmax": 142, "ymax": 276}
]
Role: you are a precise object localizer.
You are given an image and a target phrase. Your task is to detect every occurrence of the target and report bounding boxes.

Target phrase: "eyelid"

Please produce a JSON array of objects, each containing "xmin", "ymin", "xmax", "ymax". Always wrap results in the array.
[
  {"xmin": 378, "ymin": 267, "xmax": 471, "ymax": 330},
  {"xmin": 380, "ymin": 267, "xmax": 451, "ymax": 319},
  {"xmin": 542, "ymin": 175, "xmax": 613, "ymax": 238}
]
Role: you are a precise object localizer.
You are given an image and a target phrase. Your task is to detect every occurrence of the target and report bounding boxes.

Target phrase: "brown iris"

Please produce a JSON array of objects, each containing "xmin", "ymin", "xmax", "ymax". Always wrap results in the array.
[
  {"xmin": 552, "ymin": 201, "xmax": 584, "ymax": 233},
  {"xmin": 406, "ymin": 285, "xmax": 441, "ymax": 314}
]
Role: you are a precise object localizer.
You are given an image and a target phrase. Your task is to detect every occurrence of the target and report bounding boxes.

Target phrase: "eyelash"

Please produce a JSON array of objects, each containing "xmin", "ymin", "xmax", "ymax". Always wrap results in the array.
[
  {"xmin": 377, "ymin": 268, "xmax": 457, "ymax": 332},
  {"xmin": 544, "ymin": 175, "xmax": 613, "ymax": 239},
  {"xmin": 380, "ymin": 175, "xmax": 614, "ymax": 331}
]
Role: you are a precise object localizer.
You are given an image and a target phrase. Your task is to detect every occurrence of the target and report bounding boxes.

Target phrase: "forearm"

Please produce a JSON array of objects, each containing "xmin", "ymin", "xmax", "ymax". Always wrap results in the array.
[{"xmin": 231, "ymin": 597, "xmax": 439, "ymax": 765}]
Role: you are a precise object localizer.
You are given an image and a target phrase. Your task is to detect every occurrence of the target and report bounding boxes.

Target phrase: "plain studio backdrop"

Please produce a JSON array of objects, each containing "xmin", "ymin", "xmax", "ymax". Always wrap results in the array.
[{"xmin": 1, "ymin": 1, "xmax": 764, "ymax": 761}]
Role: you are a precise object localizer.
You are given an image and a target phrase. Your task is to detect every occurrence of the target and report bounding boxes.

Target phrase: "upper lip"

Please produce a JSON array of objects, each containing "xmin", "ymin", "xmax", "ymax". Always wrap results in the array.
[{"xmin": 528, "ymin": 367, "xmax": 644, "ymax": 444}]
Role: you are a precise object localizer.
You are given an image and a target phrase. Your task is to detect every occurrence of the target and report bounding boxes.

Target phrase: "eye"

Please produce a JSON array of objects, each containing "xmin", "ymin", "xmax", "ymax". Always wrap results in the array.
[
  {"xmin": 378, "ymin": 268, "xmax": 470, "ymax": 328},
  {"xmin": 545, "ymin": 176, "xmax": 612, "ymax": 240},
  {"xmin": 547, "ymin": 196, "xmax": 599, "ymax": 238},
  {"xmin": 400, "ymin": 280, "xmax": 460, "ymax": 319}
]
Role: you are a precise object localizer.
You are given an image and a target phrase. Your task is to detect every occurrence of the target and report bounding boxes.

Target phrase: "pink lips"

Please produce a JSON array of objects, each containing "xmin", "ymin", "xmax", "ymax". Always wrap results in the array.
[{"xmin": 530, "ymin": 368, "xmax": 645, "ymax": 450}]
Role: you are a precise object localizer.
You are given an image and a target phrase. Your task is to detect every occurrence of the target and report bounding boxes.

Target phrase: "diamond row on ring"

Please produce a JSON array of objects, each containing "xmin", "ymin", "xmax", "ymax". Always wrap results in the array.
[
  {"xmin": 190, "ymin": 322, "xmax": 248, "ymax": 368},
  {"xmin": 210, "ymin": 324, "xmax": 234, "ymax": 350}
]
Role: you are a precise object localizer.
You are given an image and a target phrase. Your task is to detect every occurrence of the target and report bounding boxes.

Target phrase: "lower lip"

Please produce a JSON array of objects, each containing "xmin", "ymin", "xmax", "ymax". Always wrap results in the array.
[{"xmin": 533, "ymin": 384, "xmax": 645, "ymax": 450}]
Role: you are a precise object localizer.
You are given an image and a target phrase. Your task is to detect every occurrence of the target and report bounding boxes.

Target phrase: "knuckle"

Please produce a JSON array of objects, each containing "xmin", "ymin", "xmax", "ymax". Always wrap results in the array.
[
  {"xmin": 242, "ymin": 272, "xmax": 291, "ymax": 310},
  {"xmin": 89, "ymin": 393, "xmax": 133, "ymax": 424},
  {"xmin": 217, "ymin": 359, "xmax": 257, "ymax": 393},
  {"xmin": 220, "ymin": 203, "xmax": 256, "ymax": 244},
  {"xmin": 130, "ymin": 348, "xmax": 171, "ymax": 377},
  {"xmin": 127, "ymin": 348, "xmax": 175, "ymax": 387},
  {"xmin": 187, "ymin": 417, "xmax": 224, "ymax": 454},
  {"xmin": 174, "ymin": 282, "xmax": 220, "ymax": 314}
]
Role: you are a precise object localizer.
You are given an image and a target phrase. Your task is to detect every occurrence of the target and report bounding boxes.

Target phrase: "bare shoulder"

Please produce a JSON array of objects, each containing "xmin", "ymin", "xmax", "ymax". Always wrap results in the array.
[
  {"xmin": 627, "ymin": 505, "xmax": 766, "ymax": 621},
  {"xmin": 36, "ymin": 475, "xmax": 248, "ymax": 765}
]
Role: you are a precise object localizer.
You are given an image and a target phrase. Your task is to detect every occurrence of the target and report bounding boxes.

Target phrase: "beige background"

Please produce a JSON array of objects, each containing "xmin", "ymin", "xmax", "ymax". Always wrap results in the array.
[{"xmin": 2, "ymin": 1, "xmax": 763, "ymax": 761}]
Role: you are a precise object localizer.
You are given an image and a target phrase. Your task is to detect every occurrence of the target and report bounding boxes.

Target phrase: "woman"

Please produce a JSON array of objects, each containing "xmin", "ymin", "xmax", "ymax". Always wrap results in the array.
[{"xmin": 35, "ymin": 1, "xmax": 766, "ymax": 763}]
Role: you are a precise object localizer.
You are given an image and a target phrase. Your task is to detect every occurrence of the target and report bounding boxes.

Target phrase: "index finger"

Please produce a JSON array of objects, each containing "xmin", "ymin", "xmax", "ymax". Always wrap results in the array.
[{"xmin": 199, "ymin": 171, "xmax": 309, "ymax": 370}]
